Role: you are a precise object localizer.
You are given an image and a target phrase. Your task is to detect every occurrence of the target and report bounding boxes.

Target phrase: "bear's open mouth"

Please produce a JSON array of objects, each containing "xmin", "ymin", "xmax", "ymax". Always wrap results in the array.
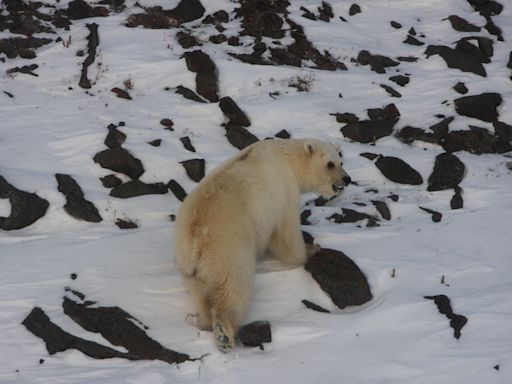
[{"xmin": 332, "ymin": 184, "xmax": 344, "ymax": 193}]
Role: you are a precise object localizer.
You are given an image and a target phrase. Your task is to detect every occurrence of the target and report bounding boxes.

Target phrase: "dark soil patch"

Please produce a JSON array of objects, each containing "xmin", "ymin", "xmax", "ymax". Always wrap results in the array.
[
  {"xmin": 419, "ymin": 207, "xmax": 442, "ymax": 222},
  {"xmin": 0, "ymin": 175, "xmax": 49, "ymax": 230},
  {"xmin": 219, "ymin": 97, "xmax": 251, "ymax": 127},
  {"xmin": 93, "ymin": 147, "xmax": 145, "ymax": 180},
  {"xmin": 167, "ymin": 180, "xmax": 187, "ymax": 201},
  {"xmin": 454, "ymin": 92, "xmax": 501, "ymax": 122},
  {"xmin": 55, "ymin": 174, "xmax": 102, "ymax": 223},
  {"xmin": 238, "ymin": 321, "xmax": 272, "ymax": 350},
  {"xmin": 424, "ymin": 295, "xmax": 468, "ymax": 339},
  {"xmin": 79, "ymin": 23, "xmax": 99, "ymax": 89},
  {"xmin": 427, "ymin": 153, "xmax": 465, "ymax": 191},
  {"xmin": 375, "ymin": 155, "xmax": 423, "ymax": 185},
  {"xmin": 110, "ymin": 180, "xmax": 168, "ymax": 198},
  {"xmin": 180, "ymin": 159, "xmax": 205, "ymax": 182},
  {"xmin": 305, "ymin": 248, "xmax": 372, "ymax": 309},
  {"xmin": 302, "ymin": 300, "xmax": 330, "ymax": 313}
]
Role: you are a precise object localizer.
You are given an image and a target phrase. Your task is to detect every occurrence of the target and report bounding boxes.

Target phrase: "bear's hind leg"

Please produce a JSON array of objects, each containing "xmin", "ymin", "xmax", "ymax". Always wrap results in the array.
[
  {"xmin": 210, "ymin": 270, "xmax": 253, "ymax": 353},
  {"xmin": 184, "ymin": 278, "xmax": 213, "ymax": 331},
  {"xmin": 269, "ymin": 215, "xmax": 309, "ymax": 267}
]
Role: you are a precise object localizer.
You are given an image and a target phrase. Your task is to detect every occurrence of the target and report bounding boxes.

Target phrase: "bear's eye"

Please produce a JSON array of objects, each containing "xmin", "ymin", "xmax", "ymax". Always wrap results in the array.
[{"xmin": 327, "ymin": 161, "xmax": 335, "ymax": 169}]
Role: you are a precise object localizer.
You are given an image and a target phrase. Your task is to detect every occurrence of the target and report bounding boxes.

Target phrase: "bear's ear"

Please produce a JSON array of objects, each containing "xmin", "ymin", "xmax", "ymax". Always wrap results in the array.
[{"xmin": 304, "ymin": 142, "xmax": 315, "ymax": 155}]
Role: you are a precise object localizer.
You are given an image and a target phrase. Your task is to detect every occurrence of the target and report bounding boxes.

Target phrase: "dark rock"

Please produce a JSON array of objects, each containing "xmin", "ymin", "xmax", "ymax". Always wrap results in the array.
[
  {"xmin": 176, "ymin": 31, "xmax": 199, "ymax": 48},
  {"xmin": 148, "ymin": 139, "xmax": 162, "ymax": 147},
  {"xmin": 388, "ymin": 194, "xmax": 399, "ymax": 202},
  {"xmin": 424, "ymin": 295, "xmax": 468, "ymax": 339},
  {"xmin": 419, "ymin": 207, "xmax": 442, "ymax": 222},
  {"xmin": 22, "ymin": 307, "xmax": 145, "ymax": 362},
  {"xmin": 183, "ymin": 50, "xmax": 218, "ymax": 102},
  {"xmin": 408, "ymin": 27, "xmax": 417, "ymax": 36},
  {"xmin": 167, "ymin": 180, "xmax": 187, "ymax": 201},
  {"xmin": 0, "ymin": 37, "xmax": 52, "ymax": 59},
  {"xmin": 180, "ymin": 136, "xmax": 196, "ymax": 152},
  {"xmin": 67, "ymin": 0, "xmax": 108, "ymax": 20},
  {"xmin": 79, "ymin": 23, "xmax": 99, "ymax": 89},
  {"xmin": 372, "ymin": 200, "xmax": 391, "ymax": 220},
  {"xmin": 104, "ymin": 125, "xmax": 126, "ymax": 149},
  {"xmin": 396, "ymin": 126, "xmax": 437, "ymax": 144},
  {"xmin": 341, "ymin": 118, "xmax": 399, "ymax": 143},
  {"xmin": 380, "ymin": 84, "xmax": 402, "ymax": 97},
  {"xmin": 493, "ymin": 121, "xmax": 512, "ymax": 142},
  {"xmin": 110, "ymin": 180, "xmax": 168, "ymax": 198},
  {"xmin": 441, "ymin": 127, "xmax": 512, "ymax": 154},
  {"xmin": 302, "ymin": 230, "xmax": 314, "ymax": 245},
  {"xmin": 349, "ymin": 4, "xmax": 361, "ymax": 16},
  {"xmin": 224, "ymin": 122, "xmax": 259, "ymax": 150},
  {"xmin": 115, "ymin": 218, "xmax": 138, "ymax": 229},
  {"xmin": 367, "ymin": 104, "xmax": 400, "ymax": 120},
  {"xmin": 93, "ymin": 147, "xmax": 145, "ymax": 180},
  {"xmin": 0, "ymin": 176, "xmax": 49, "ymax": 230},
  {"xmin": 424, "ymin": 45, "xmax": 486, "ymax": 77},
  {"xmin": 305, "ymin": 248, "xmax": 372, "ymax": 309},
  {"xmin": 360, "ymin": 152, "xmax": 379, "ymax": 160},
  {"xmin": 403, "ymin": 35, "xmax": 424, "ymax": 46},
  {"xmin": 456, "ymin": 36, "xmax": 493, "ymax": 63},
  {"xmin": 397, "ymin": 56, "xmax": 418, "ymax": 62},
  {"xmin": 318, "ymin": 2, "xmax": 334, "ymax": 22},
  {"xmin": 448, "ymin": 15, "xmax": 481, "ymax": 32},
  {"xmin": 429, "ymin": 116, "xmax": 454, "ymax": 136},
  {"xmin": 451, "ymin": 186, "xmax": 464, "ymax": 209},
  {"xmin": 454, "ymin": 93, "xmax": 501, "ymax": 122},
  {"xmin": 180, "ymin": 159, "xmax": 205, "ymax": 182},
  {"xmin": 126, "ymin": 0, "xmax": 205, "ymax": 28},
  {"xmin": 239, "ymin": 321, "xmax": 272, "ymax": 349},
  {"xmin": 300, "ymin": 6, "xmax": 317, "ymax": 21},
  {"xmin": 227, "ymin": 36, "xmax": 241, "ymax": 46},
  {"xmin": 453, "ymin": 82, "xmax": 468, "ymax": 94},
  {"xmin": 329, "ymin": 209, "xmax": 379, "ymax": 227},
  {"xmin": 357, "ymin": 50, "xmax": 400, "ymax": 73},
  {"xmin": 209, "ymin": 34, "xmax": 227, "ymax": 44},
  {"xmin": 275, "ymin": 129, "xmax": 291, "ymax": 139},
  {"xmin": 6, "ymin": 64, "xmax": 39, "ymax": 77},
  {"xmin": 62, "ymin": 294, "xmax": 191, "ymax": 363},
  {"xmin": 203, "ymin": 10, "xmax": 229, "ymax": 24},
  {"xmin": 235, "ymin": 0, "xmax": 289, "ymax": 39},
  {"xmin": 390, "ymin": 21, "xmax": 402, "ymax": 29},
  {"xmin": 160, "ymin": 118, "xmax": 174, "ymax": 129},
  {"xmin": 332, "ymin": 112, "xmax": 359, "ymax": 124},
  {"xmin": 219, "ymin": 97, "xmax": 251, "ymax": 127},
  {"xmin": 111, "ymin": 87, "xmax": 132, "ymax": 100},
  {"xmin": 375, "ymin": 155, "xmax": 423, "ymax": 185},
  {"xmin": 55, "ymin": 174, "xmax": 102, "ymax": 223},
  {"xmin": 300, "ymin": 209, "xmax": 311, "ymax": 225},
  {"xmin": 100, "ymin": 175, "xmax": 122, "ymax": 188},
  {"xmin": 427, "ymin": 153, "xmax": 465, "ymax": 191},
  {"xmin": 302, "ymin": 300, "xmax": 330, "ymax": 313},
  {"xmin": 389, "ymin": 75, "xmax": 409, "ymax": 86}
]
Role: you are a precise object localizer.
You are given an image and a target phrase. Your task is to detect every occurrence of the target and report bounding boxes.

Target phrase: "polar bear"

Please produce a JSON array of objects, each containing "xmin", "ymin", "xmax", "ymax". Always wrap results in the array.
[{"xmin": 174, "ymin": 138, "xmax": 351, "ymax": 352}]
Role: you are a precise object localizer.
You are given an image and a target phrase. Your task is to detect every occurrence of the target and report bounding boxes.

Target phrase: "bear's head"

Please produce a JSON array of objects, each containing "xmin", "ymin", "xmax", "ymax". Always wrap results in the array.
[{"xmin": 302, "ymin": 139, "xmax": 351, "ymax": 198}]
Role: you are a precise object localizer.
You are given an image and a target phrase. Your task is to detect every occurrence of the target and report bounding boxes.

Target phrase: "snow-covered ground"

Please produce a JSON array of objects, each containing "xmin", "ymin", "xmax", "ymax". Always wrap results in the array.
[{"xmin": 1, "ymin": 0, "xmax": 511, "ymax": 383}]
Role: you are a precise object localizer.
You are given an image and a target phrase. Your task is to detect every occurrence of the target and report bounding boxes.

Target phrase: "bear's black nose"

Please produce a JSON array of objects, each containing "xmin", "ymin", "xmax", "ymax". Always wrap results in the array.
[{"xmin": 343, "ymin": 176, "xmax": 352, "ymax": 185}]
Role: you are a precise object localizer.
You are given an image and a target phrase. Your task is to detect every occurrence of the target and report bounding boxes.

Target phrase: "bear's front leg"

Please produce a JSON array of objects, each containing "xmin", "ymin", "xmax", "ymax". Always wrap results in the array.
[{"xmin": 269, "ymin": 212, "xmax": 310, "ymax": 267}]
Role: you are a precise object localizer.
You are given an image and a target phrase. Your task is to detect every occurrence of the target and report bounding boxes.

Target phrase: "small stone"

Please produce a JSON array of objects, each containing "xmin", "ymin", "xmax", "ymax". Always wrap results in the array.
[
  {"xmin": 219, "ymin": 97, "xmax": 251, "ymax": 127},
  {"xmin": 375, "ymin": 155, "xmax": 423, "ymax": 185},
  {"xmin": 349, "ymin": 4, "xmax": 361, "ymax": 16},
  {"xmin": 453, "ymin": 82, "xmax": 468, "ymax": 94},
  {"xmin": 100, "ymin": 175, "xmax": 122, "ymax": 188},
  {"xmin": 427, "ymin": 153, "xmax": 465, "ymax": 191},
  {"xmin": 180, "ymin": 137, "xmax": 196, "ymax": 152},
  {"xmin": 111, "ymin": 87, "xmax": 132, "ymax": 100},
  {"xmin": 167, "ymin": 180, "xmax": 187, "ymax": 201},
  {"xmin": 275, "ymin": 129, "xmax": 291, "ymax": 139},
  {"xmin": 239, "ymin": 321, "xmax": 272, "ymax": 349},
  {"xmin": 115, "ymin": 218, "xmax": 138, "ymax": 229},
  {"xmin": 454, "ymin": 93, "xmax": 502, "ymax": 122},
  {"xmin": 302, "ymin": 300, "xmax": 330, "ymax": 313},
  {"xmin": 110, "ymin": 180, "xmax": 168, "ymax": 198},
  {"xmin": 224, "ymin": 122, "xmax": 259, "ymax": 150},
  {"xmin": 419, "ymin": 207, "xmax": 442, "ymax": 222},
  {"xmin": 180, "ymin": 159, "xmax": 205, "ymax": 182},
  {"xmin": 148, "ymin": 139, "xmax": 162, "ymax": 147},
  {"xmin": 390, "ymin": 21, "xmax": 402, "ymax": 29},
  {"xmin": 160, "ymin": 118, "xmax": 174, "ymax": 128},
  {"xmin": 389, "ymin": 75, "xmax": 409, "ymax": 87}
]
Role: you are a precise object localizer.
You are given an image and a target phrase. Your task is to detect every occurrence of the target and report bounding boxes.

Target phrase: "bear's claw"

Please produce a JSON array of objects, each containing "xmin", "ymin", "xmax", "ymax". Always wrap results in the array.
[{"xmin": 214, "ymin": 321, "xmax": 234, "ymax": 353}]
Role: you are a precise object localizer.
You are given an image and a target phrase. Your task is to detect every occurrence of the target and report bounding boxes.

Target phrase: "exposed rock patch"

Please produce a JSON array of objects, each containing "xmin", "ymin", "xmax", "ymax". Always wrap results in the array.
[
  {"xmin": 223, "ymin": 122, "xmax": 259, "ymax": 150},
  {"xmin": 180, "ymin": 159, "xmax": 205, "ymax": 182},
  {"xmin": 0, "ymin": 176, "xmax": 49, "ymax": 230},
  {"xmin": 454, "ymin": 93, "xmax": 502, "ymax": 122},
  {"xmin": 357, "ymin": 50, "xmax": 400, "ymax": 74},
  {"xmin": 183, "ymin": 50, "xmax": 219, "ymax": 102},
  {"xmin": 55, "ymin": 174, "xmax": 102, "ymax": 222},
  {"xmin": 375, "ymin": 155, "xmax": 423, "ymax": 185},
  {"xmin": 79, "ymin": 23, "xmax": 99, "ymax": 89},
  {"xmin": 425, "ymin": 295, "xmax": 468, "ymax": 339},
  {"xmin": 427, "ymin": 153, "xmax": 465, "ymax": 191},
  {"xmin": 93, "ymin": 148, "xmax": 145, "ymax": 180},
  {"xmin": 238, "ymin": 321, "xmax": 272, "ymax": 350},
  {"xmin": 305, "ymin": 248, "xmax": 372, "ymax": 309},
  {"xmin": 110, "ymin": 180, "xmax": 168, "ymax": 198}
]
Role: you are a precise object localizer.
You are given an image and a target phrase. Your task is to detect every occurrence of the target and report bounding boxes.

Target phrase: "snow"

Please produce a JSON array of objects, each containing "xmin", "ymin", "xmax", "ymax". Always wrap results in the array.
[{"xmin": 1, "ymin": 0, "xmax": 512, "ymax": 383}]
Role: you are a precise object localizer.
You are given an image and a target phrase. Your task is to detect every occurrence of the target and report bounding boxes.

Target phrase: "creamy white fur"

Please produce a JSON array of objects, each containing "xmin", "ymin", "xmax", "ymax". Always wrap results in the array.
[{"xmin": 174, "ymin": 138, "xmax": 349, "ymax": 352}]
